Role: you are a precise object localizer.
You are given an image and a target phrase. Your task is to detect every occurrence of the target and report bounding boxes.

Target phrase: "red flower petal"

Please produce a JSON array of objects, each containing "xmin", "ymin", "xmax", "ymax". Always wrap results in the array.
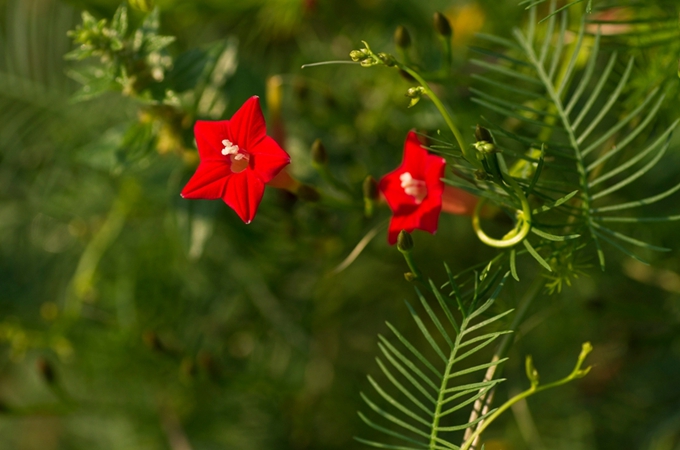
[
  {"xmin": 222, "ymin": 170, "xmax": 265, "ymax": 224},
  {"xmin": 249, "ymin": 135, "xmax": 291, "ymax": 183},
  {"xmin": 401, "ymin": 131, "xmax": 428, "ymax": 179},
  {"xmin": 194, "ymin": 121, "xmax": 230, "ymax": 161},
  {"xmin": 379, "ymin": 170, "xmax": 420, "ymax": 212},
  {"xmin": 228, "ymin": 96, "xmax": 267, "ymax": 151},
  {"xmin": 181, "ymin": 161, "xmax": 231, "ymax": 199}
]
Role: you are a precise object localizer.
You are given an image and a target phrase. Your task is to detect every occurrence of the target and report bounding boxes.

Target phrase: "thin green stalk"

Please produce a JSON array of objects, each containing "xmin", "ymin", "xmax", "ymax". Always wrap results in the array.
[
  {"xmin": 396, "ymin": 63, "xmax": 482, "ymax": 170},
  {"xmin": 461, "ymin": 342, "xmax": 593, "ymax": 450}
]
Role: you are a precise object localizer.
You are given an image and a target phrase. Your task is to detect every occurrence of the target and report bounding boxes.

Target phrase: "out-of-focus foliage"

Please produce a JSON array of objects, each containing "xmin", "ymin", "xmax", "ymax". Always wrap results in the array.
[{"xmin": 0, "ymin": 0, "xmax": 680, "ymax": 449}]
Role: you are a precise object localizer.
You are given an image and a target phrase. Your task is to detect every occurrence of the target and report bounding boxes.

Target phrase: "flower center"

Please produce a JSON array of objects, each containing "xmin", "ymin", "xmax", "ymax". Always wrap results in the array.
[
  {"xmin": 222, "ymin": 139, "xmax": 250, "ymax": 173},
  {"xmin": 400, "ymin": 172, "xmax": 427, "ymax": 204}
]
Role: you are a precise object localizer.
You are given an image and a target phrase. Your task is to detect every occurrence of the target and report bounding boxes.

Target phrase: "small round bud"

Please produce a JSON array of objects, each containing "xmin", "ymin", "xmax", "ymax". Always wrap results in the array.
[
  {"xmin": 296, "ymin": 184, "xmax": 321, "ymax": 202},
  {"xmin": 363, "ymin": 176, "xmax": 379, "ymax": 200},
  {"xmin": 406, "ymin": 87, "xmax": 419, "ymax": 98},
  {"xmin": 349, "ymin": 50, "xmax": 365, "ymax": 62},
  {"xmin": 397, "ymin": 230, "xmax": 414, "ymax": 253},
  {"xmin": 479, "ymin": 142, "xmax": 496, "ymax": 153},
  {"xmin": 433, "ymin": 12, "xmax": 453, "ymax": 37},
  {"xmin": 405, "ymin": 86, "xmax": 425, "ymax": 108},
  {"xmin": 475, "ymin": 124, "xmax": 493, "ymax": 143},
  {"xmin": 394, "ymin": 26, "xmax": 411, "ymax": 49},
  {"xmin": 404, "ymin": 272, "xmax": 416, "ymax": 282},
  {"xmin": 474, "ymin": 169, "xmax": 488, "ymax": 181},
  {"xmin": 311, "ymin": 139, "xmax": 328, "ymax": 166},
  {"xmin": 36, "ymin": 358, "xmax": 56, "ymax": 385},
  {"xmin": 377, "ymin": 52, "xmax": 396, "ymax": 67}
]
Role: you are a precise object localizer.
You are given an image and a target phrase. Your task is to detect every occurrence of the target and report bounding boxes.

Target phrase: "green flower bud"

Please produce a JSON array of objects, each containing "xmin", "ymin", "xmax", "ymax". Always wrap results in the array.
[
  {"xmin": 405, "ymin": 86, "xmax": 425, "ymax": 108},
  {"xmin": 377, "ymin": 52, "xmax": 396, "ymax": 67},
  {"xmin": 397, "ymin": 230, "xmax": 414, "ymax": 253},
  {"xmin": 363, "ymin": 175, "xmax": 378, "ymax": 218},
  {"xmin": 404, "ymin": 272, "xmax": 416, "ymax": 282},
  {"xmin": 474, "ymin": 169, "xmax": 488, "ymax": 181},
  {"xmin": 477, "ymin": 142, "xmax": 496, "ymax": 154},
  {"xmin": 363, "ymin": 175, "xmax": 379, "ymax": 200},
  {"xmin": 394, "ymin": 25, "xmax": 411, "ymax": 49},
  {"xmin": 433, "ymin": 12, "xmax": 453, "ymax": 37},
  {"xmin": 475, "ymin": 124, "xmax": 493, "ymax": 143},
  {"xmin": 405, "ymin": 87, "xmax": 420, "ymax": 98},
  {"xmin": 311, "ymin": 139, "xmax": 328, "ymax": 166},
  {"xmin": 349, "ymin": 49, "xmax": 367, "ymax": 62},
  {"xmin": 525, "ymin": 355, "xmax": 540, "ymax": 388}
]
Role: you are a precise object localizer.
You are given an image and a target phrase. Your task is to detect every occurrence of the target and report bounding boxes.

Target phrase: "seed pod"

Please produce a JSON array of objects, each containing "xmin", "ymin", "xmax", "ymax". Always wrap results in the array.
[
  {"xmin": 377, "ymin": 52, "xmax": 396, "ymax": 67},
  {"xmin": 394, "ymin": 26, "xmax": 411, "ymax": 49},
  {"xmin": 433, "ymin": 12, "xmax": 453, "ymax": 37},
  {"xmin": 311, "ymin": 139, "xmax": 328, "ymax": 166}
]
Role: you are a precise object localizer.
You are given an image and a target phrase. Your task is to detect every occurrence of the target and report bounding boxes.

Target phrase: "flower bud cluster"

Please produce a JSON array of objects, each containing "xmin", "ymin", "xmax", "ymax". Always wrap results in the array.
[
  {"xmin": 350, "ymin": 41, "xmax": 396, "ymax": 68},
  {"xmin": 473, "ymin": 125, "xmax": 498, "ymax": 155}
]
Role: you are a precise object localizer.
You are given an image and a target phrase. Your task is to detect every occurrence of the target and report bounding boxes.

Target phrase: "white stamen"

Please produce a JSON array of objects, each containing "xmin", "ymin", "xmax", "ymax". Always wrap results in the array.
[
  {"xmin": 400, "ymin": 172, "xmax": 427, "ymax": 204},
  {"xmin": 221, "ymin": 139, "xmax": 240, "ymax": 156}
]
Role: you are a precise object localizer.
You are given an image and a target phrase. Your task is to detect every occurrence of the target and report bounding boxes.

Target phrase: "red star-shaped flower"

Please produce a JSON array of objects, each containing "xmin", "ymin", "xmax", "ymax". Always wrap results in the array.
[
  {"xmin": 379, "ymin": 131, "xmax": 446, "ymax": 245},
  {"xmin": 181, "ymin": 96, "xmax": 291, "ymax": 223}
]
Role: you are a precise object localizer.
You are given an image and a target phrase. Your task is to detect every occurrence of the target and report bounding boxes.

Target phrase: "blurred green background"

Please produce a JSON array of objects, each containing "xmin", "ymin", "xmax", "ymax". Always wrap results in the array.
[{"xmin": 1, "ymin": 0, "xmax": 680, "ymax": 449}]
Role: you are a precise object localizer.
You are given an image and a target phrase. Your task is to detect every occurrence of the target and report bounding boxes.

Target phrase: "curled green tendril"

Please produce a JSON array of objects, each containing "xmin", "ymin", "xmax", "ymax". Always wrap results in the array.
[{"xmin": 472, "ymin": 177, "xmax": 532, "ymax": 249}]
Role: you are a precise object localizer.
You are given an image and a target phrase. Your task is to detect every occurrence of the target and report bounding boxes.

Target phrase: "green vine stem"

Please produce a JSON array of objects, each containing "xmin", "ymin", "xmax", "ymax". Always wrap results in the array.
[
  {"xmin": 395, "ymin": 63, "xmax": 482, "ymax": 170},
  {"xmin": 460, "ymin": 342, "xmax": 593, "ymax": 450}
]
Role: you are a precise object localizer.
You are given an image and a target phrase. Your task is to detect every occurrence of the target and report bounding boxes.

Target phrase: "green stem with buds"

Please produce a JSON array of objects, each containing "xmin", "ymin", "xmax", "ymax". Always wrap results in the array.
[
  {"xmin": 395, "ymin": 63, "xmax": 481, "ymax": 170},
  {"xmin": 460, "ymin": 342, "xmax": 593, "ymax": 450},
  {"xmin": 396, "ymin": 63, "xmax": 532, "ymax": 249}
]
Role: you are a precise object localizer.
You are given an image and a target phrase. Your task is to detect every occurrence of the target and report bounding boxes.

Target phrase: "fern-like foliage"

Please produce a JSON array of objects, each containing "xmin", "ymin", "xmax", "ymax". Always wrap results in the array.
[
  {"xmin": 465, "ymin": 0, "xmax": 679, "ymax": 271},
  {"xmin": 356, "ymin": 272, "xmax": 512, "ymax": 450}
]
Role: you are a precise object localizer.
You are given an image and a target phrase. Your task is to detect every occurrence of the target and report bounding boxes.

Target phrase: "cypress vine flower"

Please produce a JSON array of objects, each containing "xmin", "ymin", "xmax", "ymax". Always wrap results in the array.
[
  {"xmin": 379, "ymin": 131, "xmax": 446, "ymax": 245},
  {"xmin": 181, "ymin": 96, "xmax": 291, "ymax": 224}
]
